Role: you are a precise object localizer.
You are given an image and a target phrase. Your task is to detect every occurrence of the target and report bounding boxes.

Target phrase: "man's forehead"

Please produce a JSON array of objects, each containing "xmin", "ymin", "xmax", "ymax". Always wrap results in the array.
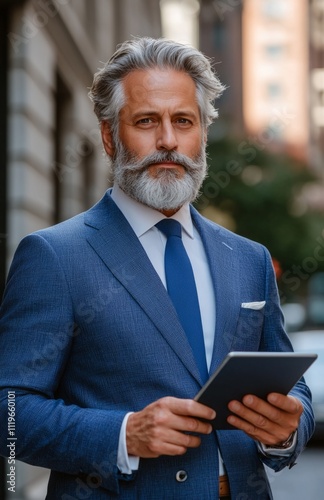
[{"xmin": 121, "ymin": 67, "xmax": 198, "ymax": 109}]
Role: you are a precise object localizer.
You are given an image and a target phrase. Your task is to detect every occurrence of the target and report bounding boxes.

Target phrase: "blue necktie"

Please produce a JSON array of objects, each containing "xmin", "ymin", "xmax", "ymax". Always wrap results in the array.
[{"xmin": 156, "ymin": 219, "xmax": 209, "ymax": 383}]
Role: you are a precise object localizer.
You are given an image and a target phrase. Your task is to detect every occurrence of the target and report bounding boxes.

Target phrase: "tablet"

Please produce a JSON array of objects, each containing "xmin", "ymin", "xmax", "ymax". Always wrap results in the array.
[{"xmin": 194, "ymin": 351, "xmax": 317, "ymax": 430}]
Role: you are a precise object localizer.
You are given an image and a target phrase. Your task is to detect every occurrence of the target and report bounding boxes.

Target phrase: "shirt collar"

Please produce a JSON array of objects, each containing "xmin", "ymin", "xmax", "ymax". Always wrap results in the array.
[{"xmin": 111, "ymin": 183, "xmax": 194, "ymax": 239}]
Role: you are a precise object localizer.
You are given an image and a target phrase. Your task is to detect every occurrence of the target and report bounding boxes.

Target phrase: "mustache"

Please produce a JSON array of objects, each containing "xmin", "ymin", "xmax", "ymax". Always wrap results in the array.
[{"xmin": 115, "ymin": 148, "xmax": 204, "ymax": 174}]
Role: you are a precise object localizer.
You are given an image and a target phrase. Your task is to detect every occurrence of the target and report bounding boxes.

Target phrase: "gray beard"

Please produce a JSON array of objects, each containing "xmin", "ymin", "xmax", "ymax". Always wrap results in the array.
[{"xmin": 111, "ymin": 143, "xmax": 207, "ymax": 212}]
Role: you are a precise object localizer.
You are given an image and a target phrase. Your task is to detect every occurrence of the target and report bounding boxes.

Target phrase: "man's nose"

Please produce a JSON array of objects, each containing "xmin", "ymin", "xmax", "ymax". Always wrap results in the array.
[{"xmin": 156, "ymin": 121, "xmax": 178, "ymax": 151}]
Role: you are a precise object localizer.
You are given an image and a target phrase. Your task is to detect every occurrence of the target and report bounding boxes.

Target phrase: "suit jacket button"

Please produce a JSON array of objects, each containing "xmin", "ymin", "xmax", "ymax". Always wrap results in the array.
[
  {"xmin": 176, "ymin": 470, "xmax": 188, "ymax": 482},
  {"xmin": 88, "ymin": 473, "xmax": 102, "ymax": 486}
]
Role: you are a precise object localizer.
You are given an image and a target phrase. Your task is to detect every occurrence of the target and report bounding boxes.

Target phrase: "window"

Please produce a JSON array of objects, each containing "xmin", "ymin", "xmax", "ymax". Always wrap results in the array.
[
  {"xmin": 213, "ymin": 21, "xmax": 226, "ymax": 50},
  {"xmin": 265, "ymin": 44, "xmax": 284, "ymax": 58},
  {"xmin": 262, "ymin": 0, "xmax": 288, "ymax": 19},
  {"xmin": 53, "ymin": 73, "xmax": 72, "ymax": 224},
  {"xmin": 267, "ymin": 83, "xmax": 282, "ymax": 99}
]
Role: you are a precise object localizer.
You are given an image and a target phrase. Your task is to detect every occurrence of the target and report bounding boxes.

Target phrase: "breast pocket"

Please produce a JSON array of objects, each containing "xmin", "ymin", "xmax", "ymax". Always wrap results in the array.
[{"xmin": 232, "ymin": 307, "xmax": 265, "ymax": 351}]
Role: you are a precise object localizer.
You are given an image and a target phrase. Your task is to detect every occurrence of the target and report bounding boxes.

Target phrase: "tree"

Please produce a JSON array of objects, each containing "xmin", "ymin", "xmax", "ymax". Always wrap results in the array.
[{"xmin": 195, "ymin": 138, "xmax": 324, "ymax": 276}]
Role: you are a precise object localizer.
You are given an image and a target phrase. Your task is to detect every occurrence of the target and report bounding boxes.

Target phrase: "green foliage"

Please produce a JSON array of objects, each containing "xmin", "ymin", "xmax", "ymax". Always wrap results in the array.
[{"xmin": 195, "ymin": 138, "xmax": 324, "ymax": 273}]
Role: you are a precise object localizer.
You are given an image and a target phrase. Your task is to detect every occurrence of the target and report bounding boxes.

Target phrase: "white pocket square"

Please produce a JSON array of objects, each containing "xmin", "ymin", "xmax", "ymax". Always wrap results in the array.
[{"xmin": 241, "ymin": 301, "xmax": 266, "ymax": 310}]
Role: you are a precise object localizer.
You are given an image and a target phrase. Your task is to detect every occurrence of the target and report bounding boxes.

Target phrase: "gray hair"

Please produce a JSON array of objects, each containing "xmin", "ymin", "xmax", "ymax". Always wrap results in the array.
[{"xmin": 88, "ymin": 37, "xmax": 225, "ymax": 137}]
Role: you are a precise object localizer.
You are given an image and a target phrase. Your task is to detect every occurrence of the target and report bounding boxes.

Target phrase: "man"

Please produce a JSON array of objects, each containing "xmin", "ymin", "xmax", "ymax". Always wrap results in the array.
[{"xmin": 0, "ymin": 37, "xmax": 314, "ymax": 499}]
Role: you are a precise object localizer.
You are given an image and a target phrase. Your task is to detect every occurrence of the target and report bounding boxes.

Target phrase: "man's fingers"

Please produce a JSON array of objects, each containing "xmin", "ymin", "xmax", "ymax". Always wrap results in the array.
[
  {"xmin": 166, "ymin": 397, "xmax": 216, "ymax": 421},
  {"xmin": 267, "ymin": 393, "xmax": 303, "ymax": 415},
  {"xmin": 160, "ymin": 397, "xmax": 216, "ymax": 434},
  {"xmin": 126, "ymin": 396, "xmax": 216, "ymax": 458},
  {"xmin": 147, "ymin": 397, "xmax": 215, "ymax": 434},
  {"xmin": 230, "ymin": 394, "xmax": 302, "ymax": 423},
  {"xmin": 140, "ymin": 428, "xmax": 203, "ymax": 457},
  {"xmin": 227, "ymin": 394, "xmax": 303, "ymax": 446}
]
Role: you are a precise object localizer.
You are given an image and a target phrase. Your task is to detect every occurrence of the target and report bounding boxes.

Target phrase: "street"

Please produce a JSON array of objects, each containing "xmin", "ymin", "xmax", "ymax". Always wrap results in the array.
[{"xmin": 267, "ymin": 443, "xmax": 324, "ymax": 499}]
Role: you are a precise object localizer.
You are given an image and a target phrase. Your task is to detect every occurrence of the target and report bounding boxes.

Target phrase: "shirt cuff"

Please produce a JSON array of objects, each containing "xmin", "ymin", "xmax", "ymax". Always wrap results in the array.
[
  {"xmin": 117, "ymin": 412, "xmax": 140, "ymax": 474},
  {"xmin": 258, "ymin": 430, "xmax": 297, "ymax": 457}
]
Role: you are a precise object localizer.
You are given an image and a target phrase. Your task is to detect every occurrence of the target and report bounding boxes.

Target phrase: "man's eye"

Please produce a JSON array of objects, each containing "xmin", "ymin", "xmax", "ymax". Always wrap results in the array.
[
  {"xmin": 176, "ymin": 118, "xmax": 191, "ymax": 124},
  {"xmin": 137, "ymin": 118, "xmax": 153, "ymax": 124}
]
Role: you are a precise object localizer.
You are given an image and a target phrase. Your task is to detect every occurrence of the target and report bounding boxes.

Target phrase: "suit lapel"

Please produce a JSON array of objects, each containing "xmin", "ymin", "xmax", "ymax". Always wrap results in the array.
[
  {"xmin": 191, "ymin": 207, "xmax": 241, "ymax": 374},
  {"xmin": 84, "ymin": 193, "xmax": 203, "ymax": 385}
]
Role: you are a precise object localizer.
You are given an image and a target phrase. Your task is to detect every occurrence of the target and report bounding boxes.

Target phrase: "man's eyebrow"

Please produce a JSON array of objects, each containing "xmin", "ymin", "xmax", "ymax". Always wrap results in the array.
[
  {"xmin": 131, "ymin": 109, "xmax": 198, "ymax": 119},
  {"xmin": 173, "ymin": 110, "xmax": 198, "ymax": 117},
  {"xmin": 131, "ymin": 111, "xmax": 159, "ymax": 119}
]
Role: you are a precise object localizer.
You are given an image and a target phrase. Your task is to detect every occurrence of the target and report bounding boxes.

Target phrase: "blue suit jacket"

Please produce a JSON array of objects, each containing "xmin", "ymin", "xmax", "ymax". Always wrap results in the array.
[{"xmin": 0, "ymin": 191, "xmax": 314, "ymax": 499}]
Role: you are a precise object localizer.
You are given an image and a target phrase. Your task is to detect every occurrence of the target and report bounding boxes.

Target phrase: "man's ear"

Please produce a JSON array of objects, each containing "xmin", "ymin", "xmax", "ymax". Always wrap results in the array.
[{"xmin": 101, "ymin": 121, "xmax": 115, "ymax": 157}]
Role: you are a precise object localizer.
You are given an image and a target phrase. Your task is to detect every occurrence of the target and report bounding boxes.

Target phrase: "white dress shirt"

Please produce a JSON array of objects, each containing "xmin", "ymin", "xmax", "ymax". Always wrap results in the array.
[{"xmin": 110, "ymin": 184, "xmax": 296, "ymax": 476}]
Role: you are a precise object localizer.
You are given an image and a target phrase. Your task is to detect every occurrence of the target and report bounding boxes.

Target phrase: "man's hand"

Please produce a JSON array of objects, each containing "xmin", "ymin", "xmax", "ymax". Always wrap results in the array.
[
  {"xmin": 227, "ymin": 393, "xmax": 303, "ymax": 446},
  {"xmin": 126, "ymin": 397, "xmax": 216, "ymax": 458}
]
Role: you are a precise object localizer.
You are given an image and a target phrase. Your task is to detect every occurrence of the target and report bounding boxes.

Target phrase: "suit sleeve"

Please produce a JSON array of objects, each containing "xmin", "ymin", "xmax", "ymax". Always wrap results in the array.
[
  {"xmin": 0, "ymin": 234, "xmax": 128, "ymax": 494},
  {"xmin": 258, "ymin": 246, "xmax": 315, "ymax": 472}
]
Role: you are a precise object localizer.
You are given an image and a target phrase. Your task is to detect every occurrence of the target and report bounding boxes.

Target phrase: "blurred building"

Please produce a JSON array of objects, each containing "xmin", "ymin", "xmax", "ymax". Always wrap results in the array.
[
  {"xmin": 0, "ymin": 0, "xmax": 161, "ymax": 276},
  {"xmin": 199, "ymin": 0, "xmax": 244, "ymax": 139},
  {"xmin": 242, "ymin": 0, "xmax": 309, "ymax": 161},
  {"xmin": 199, "ymin": 0, "xmax": 312, "ymax": 163},
  {"xmin": 161, "ymin": 0, "xmax": 200, "ymax": 47},
  {"xmin": 0, "ymin": 1, "xmax": 161, "ymax": 498},
  {"xmin": 309, "ymin": 0, "xmax": 324, "ymax": 174}
]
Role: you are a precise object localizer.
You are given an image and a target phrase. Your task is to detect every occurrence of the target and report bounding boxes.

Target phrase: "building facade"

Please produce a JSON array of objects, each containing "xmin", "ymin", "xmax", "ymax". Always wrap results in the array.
[
  {"xmin": 199, "ymin": 0, "xmax": 244, "ymax": 139},
  {"xmin": 242, "ymin": 0, "xmax": 309, "ymax": 161},
  {"xmin": 0, "ymin": 1, "xmax": 161, "ymax": 497},
  {"xmin": 309, "ymin": 0, "xmax": 324, "ymax": 174},
  {"xmin": 199, "ymin": 0, "xmax": 311, "ymax": 162},
  {"xmin": 1, "ymin": 0, "xmax": 161, "ymax": 277}
]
